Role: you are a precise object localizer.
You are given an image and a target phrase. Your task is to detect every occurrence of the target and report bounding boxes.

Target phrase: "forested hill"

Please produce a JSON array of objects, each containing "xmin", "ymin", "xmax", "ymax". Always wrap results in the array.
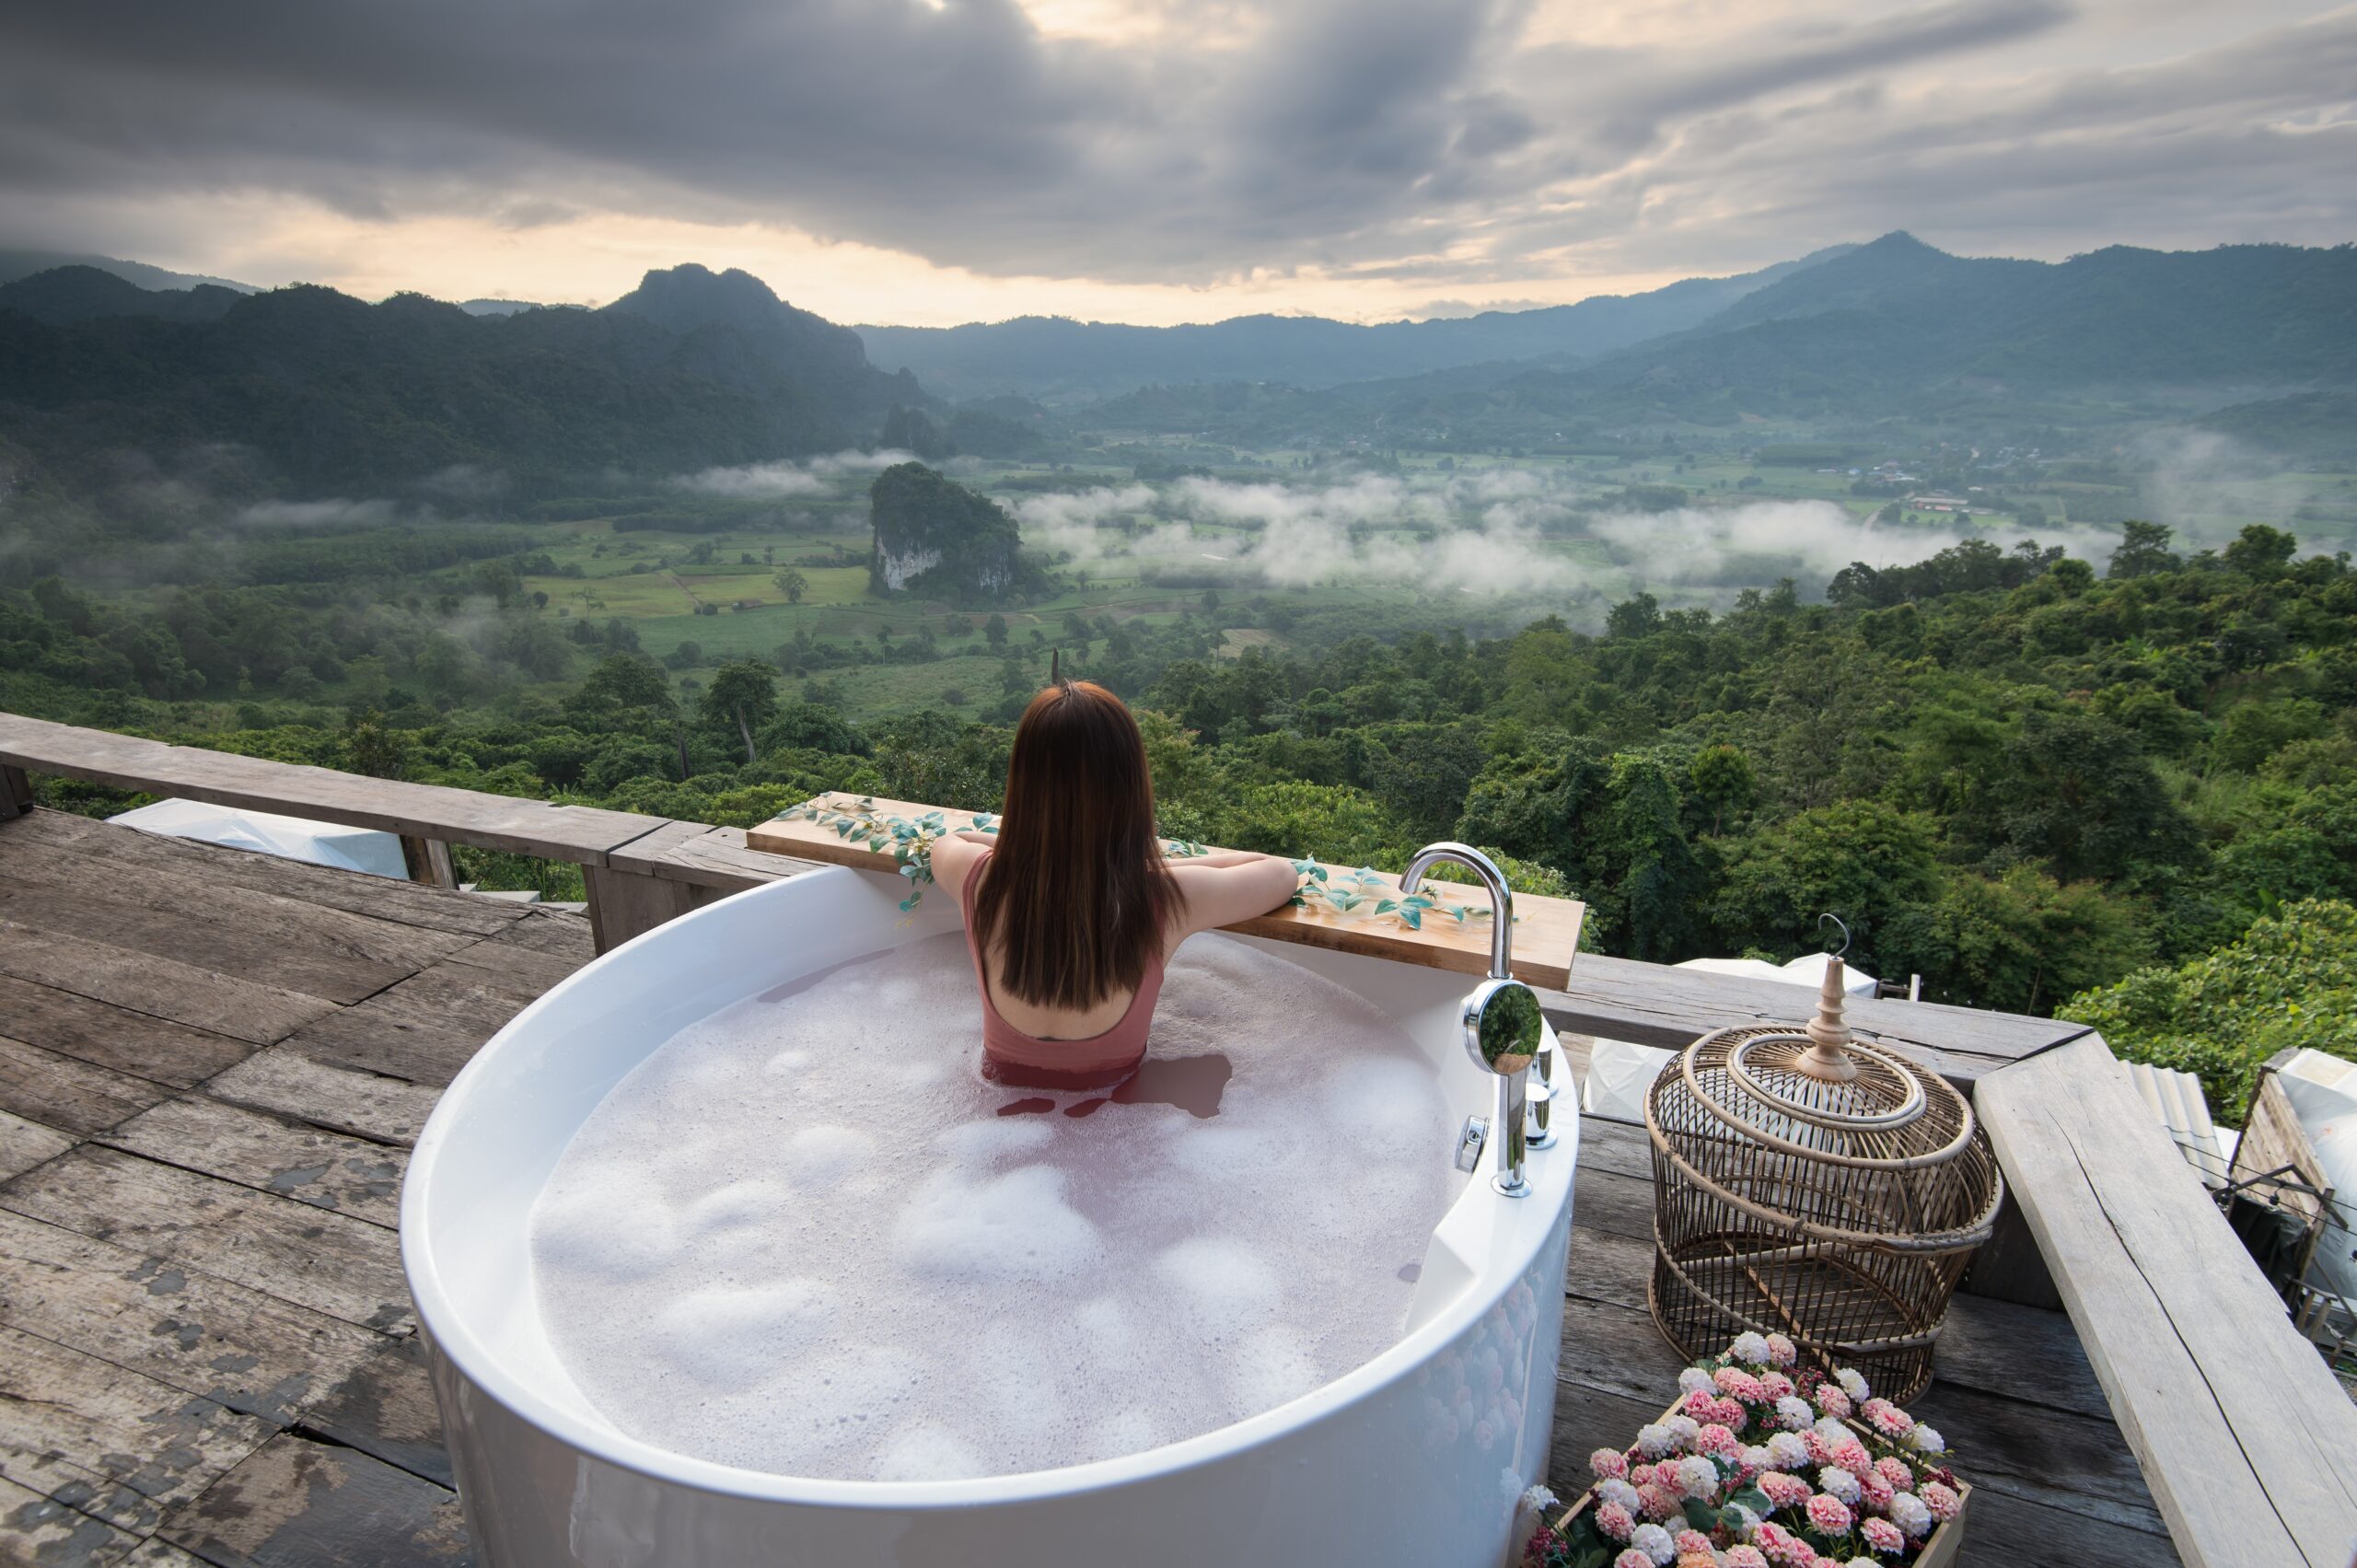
[
  {"xmin": 853, "ymin": 247, "xmax": 1853, "ymax": 401},
  {"xmin": 1084, "ymin": 235, "xmax": 2357, "ymax": 442},
  {"xmin": 0, "ymin": 263, "xmax": 927, "ymax": 494}
]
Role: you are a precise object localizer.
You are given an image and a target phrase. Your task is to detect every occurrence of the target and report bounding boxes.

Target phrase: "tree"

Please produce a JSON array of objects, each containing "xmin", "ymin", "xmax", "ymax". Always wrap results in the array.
[
  {"xmin": 774, "ymin": 568, "xmax": 808, "ymax": 604},
  {"xmin": 699, "ymin": 660, "xmax": 780, "ymax": 762},
  {"xmin": 2063, "ymin": 899, "xmax": 2357, "ymax": 1121},
  {"xmin": 2223, "ymin": 523, "xmax": 2298, "ymax": 578},
  {"xmin": 983, "ymin": 613, "xmax": 1009, "ymax": 649},
  {"xmin": 2107, "ymin": 519, "xmax": 2180, "ymax": 579}
]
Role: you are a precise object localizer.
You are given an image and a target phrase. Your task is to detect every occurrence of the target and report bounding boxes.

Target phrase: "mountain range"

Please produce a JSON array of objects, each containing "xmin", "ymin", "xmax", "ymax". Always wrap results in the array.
[{"xmin": 2, "ymin": 234, "xmax": 2352, "ymax": 499}]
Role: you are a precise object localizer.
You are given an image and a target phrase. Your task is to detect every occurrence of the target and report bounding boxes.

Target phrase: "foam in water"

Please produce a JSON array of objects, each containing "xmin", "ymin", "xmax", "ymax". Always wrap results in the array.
[{"xmin": 529, "ymin": 931, "xmax": 1460, "ymax": 1480}]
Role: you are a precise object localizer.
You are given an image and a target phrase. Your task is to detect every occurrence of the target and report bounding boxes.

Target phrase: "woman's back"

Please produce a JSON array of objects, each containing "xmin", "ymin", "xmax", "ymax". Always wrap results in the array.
[{"xmin": 928, "ymin": 681, "xmax": 1297, "ymax": 1088}]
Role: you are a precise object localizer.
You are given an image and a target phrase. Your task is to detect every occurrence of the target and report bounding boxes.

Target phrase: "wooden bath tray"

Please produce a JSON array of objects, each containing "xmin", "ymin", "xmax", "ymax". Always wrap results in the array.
[{"xmin": 745, "ymin": 793, "xmax": 1585, "ymax": 992}]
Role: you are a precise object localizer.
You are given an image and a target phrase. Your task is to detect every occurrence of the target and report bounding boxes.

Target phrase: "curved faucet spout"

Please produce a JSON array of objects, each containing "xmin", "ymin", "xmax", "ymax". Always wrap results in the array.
[{"xmin": 1399, "ymin": 841, "xmax": 1514, "ymax": 981}]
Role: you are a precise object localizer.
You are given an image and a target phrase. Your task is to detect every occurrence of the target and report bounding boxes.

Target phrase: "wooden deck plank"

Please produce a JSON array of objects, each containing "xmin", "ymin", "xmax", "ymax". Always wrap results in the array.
[
  {"xmin": 1980, "ymin": 1036, "xmax": 2357, "ymax": 1568},
  {"xmin": 296, "ymin": 1334, "xmax": 451, "ymax": 1489},
  {"xmin": 101, "ymin": 1098, "xmax": 405, "ymax": 1229},
  {"xmin": 0, "ymin": 1467, "xmax": 152, "ymax": 1567},
  {"xmin": 203, "ymin": 1051, "xmax": 439, "ymax": 1149},
  {"xmin": 0, "ymin": 1107, "xmax": 75, "ymax": 1181},
  {"xmin": 0, "ymin": 1148, "xmax": 412, "ymax": 1333},
  {"xmin": 156, "ymin": 1434, "xmax": 470, "ymax": 1568},
  {"xmin": 275, "ymin": 966, "xmax": 534, "ymax": 1090},
  {"xmin": 610, "ymin": 819, "xmax": 818, "ymax": 892},
  {"xmin": 428, "ymin": 934, "xmax": 588, "ymax": 1004},
  {"xmin": 3, "ymin": 810, "xmax": 522, "ymax": 938},
  {"xmin": 470, "ymin": 907, "xmax": 598, "ymax": 963},
  {"xmin": 0, "ymin": 1035, "xmax": 172, "ymax": 1139},
  {"xmin": 0, "ymin": 981, "xmax": 251, "ymax": 1090},
  {"xmin": 0, "ymin": 1208, "xmax": 377, "ymax": 1426},
  {"xmin": 0, "ymin": 1321, "xmax": 273, "ymax": 1535},
  {"xmin": 0, "ymin": 833, "xmax": 475, "ymax": 981},
  {"xmin": 0, "ymin": 883, "xmax": 419, "ymax": 1008},
  {"xmin": 0, "ymin": 922, "xmax": 332, "ymax": 1049}
]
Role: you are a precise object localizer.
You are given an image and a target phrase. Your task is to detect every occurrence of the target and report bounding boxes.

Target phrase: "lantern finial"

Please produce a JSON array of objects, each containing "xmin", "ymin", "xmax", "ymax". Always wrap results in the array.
[{"xmin": 1794, "ymin": 956, "xmax": 1859, "ymax": 1081}]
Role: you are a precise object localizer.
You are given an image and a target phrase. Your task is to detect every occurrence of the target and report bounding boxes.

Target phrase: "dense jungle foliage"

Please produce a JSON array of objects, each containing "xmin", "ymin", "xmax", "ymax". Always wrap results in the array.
[{"xmin": 7, "ymin": 517, "xmax": 2352, "ymax": 1118}]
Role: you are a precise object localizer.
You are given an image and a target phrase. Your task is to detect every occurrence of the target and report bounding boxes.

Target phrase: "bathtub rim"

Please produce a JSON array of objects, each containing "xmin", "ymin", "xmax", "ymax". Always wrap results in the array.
[{"xmin": 401, "ymin": 864, "xmax": 1576, "ymax": 1511}]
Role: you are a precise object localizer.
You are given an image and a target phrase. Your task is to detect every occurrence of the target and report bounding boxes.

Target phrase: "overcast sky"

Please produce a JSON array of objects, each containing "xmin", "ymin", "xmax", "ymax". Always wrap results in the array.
[{"xmin": 1, "ymin": 0, "xmax": 2351, "ymax": 325}]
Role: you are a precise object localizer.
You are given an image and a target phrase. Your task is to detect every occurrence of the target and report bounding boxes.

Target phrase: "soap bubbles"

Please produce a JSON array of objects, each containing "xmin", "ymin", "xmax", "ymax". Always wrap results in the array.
[{"xmin": 529, "ymin": 933, "xmax": 1457, "ymax": 1481}]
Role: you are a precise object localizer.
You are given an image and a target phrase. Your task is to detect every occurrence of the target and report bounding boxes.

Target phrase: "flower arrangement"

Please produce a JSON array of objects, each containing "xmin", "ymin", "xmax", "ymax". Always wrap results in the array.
[{"xmin": 1521, "ymin": 1333, "xmax": 1967, "ymax": 1568}]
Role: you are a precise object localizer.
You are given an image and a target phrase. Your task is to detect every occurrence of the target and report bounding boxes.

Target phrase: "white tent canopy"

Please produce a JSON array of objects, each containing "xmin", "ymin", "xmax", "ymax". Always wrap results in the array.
[
  {"xmin": 108, "ymin": 797, "xmax": 411, "ymax": 881},
  {"xmin": 1582, "ymin": 954, "xmax": 1880, "ymax": 1123}
]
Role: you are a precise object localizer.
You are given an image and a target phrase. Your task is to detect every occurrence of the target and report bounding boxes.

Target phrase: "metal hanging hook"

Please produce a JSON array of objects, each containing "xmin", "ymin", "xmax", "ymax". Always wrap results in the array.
[{"xmin": 1818, "ymin": 912, "xmax": 1852, "ymax": 958}]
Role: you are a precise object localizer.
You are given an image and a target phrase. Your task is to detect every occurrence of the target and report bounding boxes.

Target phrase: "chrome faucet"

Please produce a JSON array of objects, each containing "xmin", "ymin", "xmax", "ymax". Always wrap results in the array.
[{"xmin": 1400, "ymin": 842, "xmax": 1552, "ymax": 1197}]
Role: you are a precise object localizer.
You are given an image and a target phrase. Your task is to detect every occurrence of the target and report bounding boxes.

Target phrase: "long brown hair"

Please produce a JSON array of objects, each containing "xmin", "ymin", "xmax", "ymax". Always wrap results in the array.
[{"xmin": 972, "ymin": 680, "xmax": 1182, "ymax": 1010}]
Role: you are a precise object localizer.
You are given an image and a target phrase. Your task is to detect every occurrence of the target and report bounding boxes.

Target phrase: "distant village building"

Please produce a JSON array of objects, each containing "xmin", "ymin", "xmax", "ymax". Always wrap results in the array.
[{"xmin": 1905, "ymin": 494, "xmax": 1977, "ymax": 513}]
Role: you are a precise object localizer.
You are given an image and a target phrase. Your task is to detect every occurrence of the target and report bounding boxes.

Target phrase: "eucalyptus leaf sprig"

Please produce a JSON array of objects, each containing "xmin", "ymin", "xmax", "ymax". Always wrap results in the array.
[{"xmin": 1289, "ymin": 859, "xmax": 1504, "ymax": 933}]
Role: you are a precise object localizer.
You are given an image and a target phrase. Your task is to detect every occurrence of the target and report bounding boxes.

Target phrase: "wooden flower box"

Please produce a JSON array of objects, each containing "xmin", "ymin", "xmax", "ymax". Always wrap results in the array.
[{"xmin": 1522, "ymin": 1396, "xmax": 1971, "ymax": 1568}]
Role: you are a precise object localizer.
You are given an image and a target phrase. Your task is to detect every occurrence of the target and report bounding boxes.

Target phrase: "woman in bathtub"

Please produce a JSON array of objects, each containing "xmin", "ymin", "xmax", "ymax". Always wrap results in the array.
[{"xmin": 929, "ymin": 679, "xmax": 1299, "ymax": 1090}]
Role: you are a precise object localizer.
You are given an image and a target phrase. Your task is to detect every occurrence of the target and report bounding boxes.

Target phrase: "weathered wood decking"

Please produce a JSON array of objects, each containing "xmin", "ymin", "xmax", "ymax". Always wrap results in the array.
[{"xmin": 0, "ymin": 806, "xmax": 2177, "ymax": 1566}]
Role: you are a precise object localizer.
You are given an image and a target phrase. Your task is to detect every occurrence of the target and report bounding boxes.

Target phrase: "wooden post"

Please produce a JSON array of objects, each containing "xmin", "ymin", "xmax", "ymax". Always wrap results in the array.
[
  {"xmin": 584, "ymin": 865, "xmax": 699, "ymax": 954},
  {"xmin": 0, "ymin": 763, "xmax": 30, "ymax": 819},
  {"xmin": 400, "ymin": 834, "xmax": 459, "ymax": 889}
]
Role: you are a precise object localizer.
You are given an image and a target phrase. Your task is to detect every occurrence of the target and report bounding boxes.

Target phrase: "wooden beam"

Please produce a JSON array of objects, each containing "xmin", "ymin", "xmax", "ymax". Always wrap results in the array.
[
  {"xmin": 584, "ymin": 863, "xmax": 702, "ymax": 954},
  {"xmin": 1977, "ymin": 1035, "xmax": 2357, "ymax": 1568},
  {"xmin": 748, "ymin": 792, "xmax": 1586, "ymax": 990},
  {"xmin": 0, "ymin": 711, "xmax": 668, "ymax": 865}
]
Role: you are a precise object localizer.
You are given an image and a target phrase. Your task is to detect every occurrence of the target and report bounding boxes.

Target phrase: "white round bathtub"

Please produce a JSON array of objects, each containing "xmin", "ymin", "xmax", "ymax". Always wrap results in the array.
[{"xmin": 401, "ymin": 865, "xmax": 1578, "ymax": 1568}]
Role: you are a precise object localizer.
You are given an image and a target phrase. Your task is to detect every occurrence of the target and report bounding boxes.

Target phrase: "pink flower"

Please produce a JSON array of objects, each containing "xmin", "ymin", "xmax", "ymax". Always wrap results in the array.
[
  {"xmin": 1724, "ymin": 1550, "xmax": 1770, "ymax": 1568},
  {"xmin": 1698, "ymin": 1423, "xmax": 1743, "ymax": 1459},
  {"xmin": 1862, "ymin": 1399, "xmax": 1913, "ymax": 1439},
  {"xmin": 1715, "ymin": 1367, "xmax": 1767, "ymax": 1403},
  {"xmin": 1859, "ymin": 1517, "xmax": 1905, "ymax": 1554},
  {"xmin": 1764, "ymin": 1332, "xmax": 1798, "ymax": 1366},
  {"xmin": 1674, "ymin": 1528, "xmax": 1714, "ymax": 1555},
  {"xmin": 1682, "ymin": 1388, "xmax": 1720, "ymax": 1420},
  {"xmin": 1596, "ymin": 1501, "xmax": 1637, "ymax": 1541},
  {"xmin": 1760, "ymin": 1371, "xmax": 1795, "ymax": 1400},
  {"xmin": 1921, "ymin": 1481, "xmax": 1961, "ymax": 1522},
  {"xmin": 1713, "ymin": 1396, "xmax": 1749, "ymax": 1429},
  {"xmin": 1616, "ymin": 1551, "xmax": 1655, "ymax": 1568},
  {"xmin": 1759, "ymin": 1471, "xmax": 1812, "ymax": 1509},
  {"xmin": 1753, "ymin": 1521, "xmax": 1817, "ymax": 1566},
  {"xmin": 1874, "ymin": 1457, "xmax": 1911, "ymax": 1490},
  {"xmin": 1593, "ymin": 1448, "xmax": 1631, "ymax": 1481},
  {"xmin": 1638, "ymin": 1483, "xmax": 1681, "ymax": 1522},
  {"xmin": 1860, "ymin": 1473, "xmax": 1895, "ymax": 1513},
  {"xmin": 1813, "ymin": 1385, "xmax": 1853, "ymax": 1419},
  {"xmin": 1803, "ymin": 1430, "xmax": 1836, "ymax": 1466},
  {"xmin": 1831, "ymin": 1438, "xmax": 1874, "ymax": 1475},
  {"xmin": 1805, "ymin": 1494, "xmax": 1854, "ymax": 1536}
]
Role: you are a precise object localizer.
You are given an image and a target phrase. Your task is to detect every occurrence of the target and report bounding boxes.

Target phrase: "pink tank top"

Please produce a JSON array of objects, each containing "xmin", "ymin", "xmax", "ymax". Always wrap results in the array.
[{"xmin": 958, "ymin": 849, "xmax": 1164, "ymax": 1090}]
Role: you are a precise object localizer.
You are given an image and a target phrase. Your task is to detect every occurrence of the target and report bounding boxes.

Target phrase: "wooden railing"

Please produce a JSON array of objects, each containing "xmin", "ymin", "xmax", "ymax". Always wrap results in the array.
[{"xmin": 5, "ymin": 711, "xmax": 2355, "ymax": 1565}]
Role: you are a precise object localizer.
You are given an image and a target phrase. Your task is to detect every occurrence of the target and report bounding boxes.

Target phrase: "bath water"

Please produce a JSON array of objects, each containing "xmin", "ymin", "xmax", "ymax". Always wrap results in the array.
[{"xmin": 528, "ymin": 931, "xmax": 1460, "ymax": 1481}]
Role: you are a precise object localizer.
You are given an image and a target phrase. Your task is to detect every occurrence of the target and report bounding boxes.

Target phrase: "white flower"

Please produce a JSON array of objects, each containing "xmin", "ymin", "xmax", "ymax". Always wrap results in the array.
[
  {"xmin": 1908, "ymin": 1424, "xmax": 1946, "ymax": 1455},
  {"xmin": 1775, "ymin": 1396, "xmax": 1814, "ymax": 1431},
  {"xmin": 1630, "ymin": 1522, "xmax": 1678, "ymax": 1565},
  {"xmin": 1765, "ymin": 1433, "xmax": 1809, "ymax": 1469},
  {"xmin": 1636, "ymin": 1423, "xmax": 1677, "ymax": 1457},
  {"xmin": 1724, "ymin": 1502, "xmax": 1759, "ymax": 1538},
  {"xmin": 1848, "ymin": 1560, "xmax": 1880, "ymax": 1568},
  {"xmin": 1837, "ymin": 1368, "xmax": 1870, "ymax": 1400},
  {"xmin": 1522, "ymin": 1483, "xmax": 1559, "ymax": 1513},
  {"xmin": 1596, "ymin": 1478, "xmax": 1641, "ymax": 1513},
  {"xmin": 1678, "ymin": 1367, "xmax": 1716, "ymax": 1396},
  {"xmin": 1741, "ymin": 1444, "xmax": 1773, "ymax": 1471},
  {"xmin": 1814, "ymin": 1415, "xmax": 1851, "ymax": 1446},
  {"xmin": 1676, "ymin": 1455, "xmax": 1720, "ymax": 1500},
  {"xmin": 1666, "ymin": 1414, "xmax": 1701, "ymax": 1445},
  {"xmin": 1888, "ymin": 1492, "xmax": 1933, "ymax": 1538},
  {"xmin": 1818, "ymin": 1465, "xmax": 1862, "ymax": 1504},
  {"xmin": 1730, "ymin": 1330, "xmax": 1772, "ymax": 1365}
]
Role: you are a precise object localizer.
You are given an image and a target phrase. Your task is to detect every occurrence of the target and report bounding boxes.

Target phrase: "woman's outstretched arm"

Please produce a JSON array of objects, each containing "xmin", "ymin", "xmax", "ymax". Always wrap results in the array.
[{"xmin": 1167, "ymin": 852, "xmax": 1300, "ymax": 938}]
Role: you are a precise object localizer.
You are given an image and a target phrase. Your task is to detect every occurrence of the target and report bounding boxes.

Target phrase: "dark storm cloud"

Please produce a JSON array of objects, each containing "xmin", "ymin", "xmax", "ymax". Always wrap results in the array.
[{"xmin": 0, "ymin": 0, "xmax": 2350, "ymax": 288}]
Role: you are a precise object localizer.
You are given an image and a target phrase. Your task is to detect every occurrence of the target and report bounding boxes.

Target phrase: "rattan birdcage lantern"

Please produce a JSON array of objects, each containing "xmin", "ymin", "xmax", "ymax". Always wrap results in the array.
[{"xmin": 1645, "ymin": 960, "xmax": 2003, "ymax": 1403}]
